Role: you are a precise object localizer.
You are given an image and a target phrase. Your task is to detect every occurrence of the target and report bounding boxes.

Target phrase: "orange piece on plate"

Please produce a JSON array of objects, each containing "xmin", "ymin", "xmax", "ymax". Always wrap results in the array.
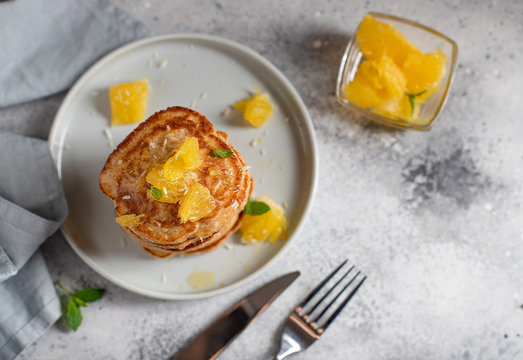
[
  {"xmin": 115, "ymin": 214, "xmax": 143, "ymax": 227},
  {"xmin": 162, "ymin": 137, "xmax": 202, "ymax": 180},
  {"xmin": 240, "ymin": 196, "xmax": 287, "ymax": 244},
  {"xmin": 146, "ymin": 166, "xmax": 197, "ymax": 204},
  {"xmin": 109, "ymin": 78, "xmax": 149, "ymax": 126},
  {"xmin": 234, "ymin": 90, "xmax": 274, "ymax": 128},
  {"xmin": 178, "ymin": 183, "xmax": 216, "ymax": 222}
]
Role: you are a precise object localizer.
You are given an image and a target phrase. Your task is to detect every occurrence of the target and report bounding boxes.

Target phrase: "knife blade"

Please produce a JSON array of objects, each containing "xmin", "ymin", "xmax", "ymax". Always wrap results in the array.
[{"xmin": 172, "ymin": 271, "xmax": 300, "ymax": 360}]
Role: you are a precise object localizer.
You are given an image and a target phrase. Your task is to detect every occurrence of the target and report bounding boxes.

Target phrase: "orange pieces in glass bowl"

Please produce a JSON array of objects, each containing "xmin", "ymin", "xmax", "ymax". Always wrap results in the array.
[{"xmin": 343, "ymin": 15, "xmax": 447, "ymax": 121}]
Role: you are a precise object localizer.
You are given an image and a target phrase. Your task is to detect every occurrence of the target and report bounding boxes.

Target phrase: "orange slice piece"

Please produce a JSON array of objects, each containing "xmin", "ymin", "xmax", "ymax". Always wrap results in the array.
[
  {"xmin": 162, "ymin": 137, "xmax": 202, "ymax": 180},
  {"xmin": 146, "ymin": 166, "xmax": 197, "ymax": 204},
  {"xmin": 109, "ymin": 78, "xmax": 149, "ymax": 126},
  {"xmin": 402, "ymin": 49, "xmax": 447, "ymax": 94},
  {"xmin": 115, "ymin": 214, "xmax": 143, "ymax": 227},
  {"xmin": 343, "ymin": 74, "xmax": 386, "ymax": 109},
  {"xmin": 240, "ymin": 196, "xmax": 287, "ymax": 244},
  {"xmin": 356, "ymin": 15, "xmax": 420, "ymax": 66},
  {"xmin": 178, "ymin": 183, "xmax": 216, "ymax": 222},
  {"xmin": 234, "ymin": 90, "xmax": 274, "ymax": 128}
]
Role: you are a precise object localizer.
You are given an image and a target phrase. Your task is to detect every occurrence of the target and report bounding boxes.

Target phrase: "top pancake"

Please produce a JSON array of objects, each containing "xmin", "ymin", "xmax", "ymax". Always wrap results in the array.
[{"xmin": 99, "ymin": 106, "xmax": 252, "ymax": 248}]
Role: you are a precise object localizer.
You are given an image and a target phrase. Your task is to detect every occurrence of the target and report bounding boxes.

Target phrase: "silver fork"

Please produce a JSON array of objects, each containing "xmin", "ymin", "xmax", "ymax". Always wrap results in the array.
[{"xmin": 274, "ymin": 260, "xmax": 366, "ymax": 359}]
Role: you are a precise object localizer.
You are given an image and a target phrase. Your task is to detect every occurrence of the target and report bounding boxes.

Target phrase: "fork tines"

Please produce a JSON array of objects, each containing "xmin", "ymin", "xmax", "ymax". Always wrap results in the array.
[{"xmin": 296, "ymin": 259, "xmax": 366, "ymax": 334}]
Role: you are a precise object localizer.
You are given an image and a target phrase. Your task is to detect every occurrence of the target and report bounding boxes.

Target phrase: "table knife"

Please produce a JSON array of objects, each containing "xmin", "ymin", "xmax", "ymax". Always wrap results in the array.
[{"xmin": 172, "ymin": 271, "xmax": 300, "ymax": 360}]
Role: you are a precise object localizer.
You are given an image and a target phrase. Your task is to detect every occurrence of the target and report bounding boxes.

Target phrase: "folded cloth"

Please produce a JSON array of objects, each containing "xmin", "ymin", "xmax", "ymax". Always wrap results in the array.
[
  {"xmin": 0, "ymin": 0, "xmax": 150, "ymax": 108},
  {"xmin": 0, "ymin": 133, "xmax": 68, "ymax": 359}
]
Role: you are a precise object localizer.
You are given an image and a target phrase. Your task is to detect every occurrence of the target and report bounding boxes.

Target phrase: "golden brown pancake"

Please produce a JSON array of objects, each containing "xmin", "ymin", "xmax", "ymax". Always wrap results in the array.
[{"xmin": 99, "ymin": 106, "xmax": 253, "ymax": 257}]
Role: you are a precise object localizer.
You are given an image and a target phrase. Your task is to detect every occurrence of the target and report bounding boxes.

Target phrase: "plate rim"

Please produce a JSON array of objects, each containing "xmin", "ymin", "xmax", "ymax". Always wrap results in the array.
[{"xmin": 48, "ymin": 33, "xmax": 318, "ymax": 300}]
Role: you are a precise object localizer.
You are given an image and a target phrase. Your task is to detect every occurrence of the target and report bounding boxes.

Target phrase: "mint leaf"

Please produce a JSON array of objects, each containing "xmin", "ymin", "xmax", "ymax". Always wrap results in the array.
[
  {"xmin": 407, "ymin": 94, "xmax": 416, "ymax": 116},
  {"xmin": 56, "ymin": 281, "xmax": 104, "ymax": 331},
  {"xmin": 245, "ymin": 198, "xmax": 271, "ymax": 216},
  {"xmin": 73, "ymin": 297, "xmax": 87, "ymax": 307},
  {"xmin": 405, "ymin": 90, "xmax": 427, "ymax": 116},
  {"xmin": 67, "ymin": 298, "xmax": 82, "ymax": 331},
  {"xmin": 150, "ymin": 187, "xmax": 163, "ymax": 200},
  {"xmin": 56, "ymin": 281, "xmax": 73, "ymax": 296},
  {"xmin": 212, "ymin": 149, "xmax": 233, "ymax": 158},
  {"xmin": 73, "ymin": 288, "xmax": 104, "ymax": 303}
]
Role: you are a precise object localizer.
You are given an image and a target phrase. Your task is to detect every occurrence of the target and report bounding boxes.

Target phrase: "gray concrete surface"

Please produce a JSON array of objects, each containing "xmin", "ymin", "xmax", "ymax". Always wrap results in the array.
[{"xmin": 1, "ymin": 0, "xmax": 522, "ymax": 359}]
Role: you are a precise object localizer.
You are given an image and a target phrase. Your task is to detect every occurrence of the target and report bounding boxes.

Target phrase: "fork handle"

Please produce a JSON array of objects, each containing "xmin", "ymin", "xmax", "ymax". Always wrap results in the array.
[{"xmin": 274, "ymin": 332, "xmax": 301, "ymax": 360}]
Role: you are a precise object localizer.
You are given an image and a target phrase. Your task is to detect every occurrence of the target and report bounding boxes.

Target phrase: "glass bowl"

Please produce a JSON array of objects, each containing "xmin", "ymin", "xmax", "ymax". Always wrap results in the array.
[{"xmin": 335, "ymin": 12, "xmax": 458, "ymax": 131}]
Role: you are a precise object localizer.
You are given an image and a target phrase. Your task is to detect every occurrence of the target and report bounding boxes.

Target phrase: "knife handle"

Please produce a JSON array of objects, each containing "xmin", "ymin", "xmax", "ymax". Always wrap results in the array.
[{"xmin": 173, "ymin": 300, "xmax": 254, "ymax": 360}]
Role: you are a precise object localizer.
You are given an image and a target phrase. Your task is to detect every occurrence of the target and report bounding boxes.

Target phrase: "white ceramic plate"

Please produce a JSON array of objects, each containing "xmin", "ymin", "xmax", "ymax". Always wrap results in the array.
[{"xmin": 49, "ymin": 34, "xmax": 317, "ymax": 300}]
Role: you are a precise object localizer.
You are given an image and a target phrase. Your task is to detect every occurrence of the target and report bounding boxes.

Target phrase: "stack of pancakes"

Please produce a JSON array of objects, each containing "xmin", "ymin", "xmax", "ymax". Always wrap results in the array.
[{"xmin": 99, "ymin": 107, "xmax": 253, "ymax": 257}]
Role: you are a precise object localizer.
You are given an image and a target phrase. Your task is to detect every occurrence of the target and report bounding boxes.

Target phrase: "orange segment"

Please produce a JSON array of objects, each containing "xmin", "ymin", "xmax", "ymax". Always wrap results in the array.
[
  {"xmin": 402, "ymin": 49, "xmax": 447, "ymax": 94},
  {"xmin": 146, "ymin": 136, "xmax": 202, "ymax": 204},
  {"xmin": 240, "ymin": 196, "xmax": 287, "ymax": 244},
  {"xmin": 356, "ymin": 15, "xmax": 420, "ymax": 66},
  {"xmin": 109, "ymin": 78, "xmax": 149, "ymax": 126},
  {"xmin": 374, "ymin": 96, "xmax": 417, "ymax": 120},
  {"xmin": 343, "ymin": 74, "xmax": 386, "ymax": 109},
  {"xmin": 178, "ymin": 183, "xmax": 216, "ymax": 222},
  {"xmin": 162, "ymin": 137, "xmax": 202, "ymax": 180},
  {"xmin": 356, "ymin": 60, "xmax": 382, "ymax": 89},
  {"xmin": 234, "ymin": 90, "xmax": 274, "ymax": 128},
  {"xmin": 115, "ymin": 214, "xmax": 143, "ymax": 227},
  {"xmin": 175, "ymin": 137, "xmax": 202, "ymax": 170},
  {"xmin": 376, "ymin": 56, "xmax": 407, "ymax": 99},
  {"xmin": 344, "ymin": 55, "xmax": 405, "ymax": 109},
  {"xmin": 146, "ymin": 166, "xmax": 197, "ymax": 204},
  {"xmin": 362, "ymin": 55, "xmax": 406, "ymax": 99}
]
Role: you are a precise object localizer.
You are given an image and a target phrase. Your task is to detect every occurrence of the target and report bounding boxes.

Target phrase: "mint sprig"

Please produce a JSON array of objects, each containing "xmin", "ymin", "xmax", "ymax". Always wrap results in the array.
[
  {"xmin": 244, "ymin": 198, "xmax": 271, "ymax": 216},
  {"xmin": 150, "ymin": 187, "xmax": 163, "ymax": 200},
  {"xmin": 67, "ymin": 298, "xmax": 82, "ymax": 331},
  {"xmin": 56, "ymin": 281, "xmax": 104, "ymax": 331},
  {"xmin": 406, "ymin": 90, "xmax": 427, "ymax": 116},
  {"xmin": 212, "ymin": 149, "xmax": 234, "ymax": 158}
]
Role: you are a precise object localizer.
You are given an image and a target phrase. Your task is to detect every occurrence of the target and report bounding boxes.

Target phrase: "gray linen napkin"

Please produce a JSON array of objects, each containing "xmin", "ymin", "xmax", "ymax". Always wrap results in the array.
[
  {"xmin": 0, "ymin": 133, "xmax": 68, "ymax": 360},
  {"xmin": 0, "ymin": 1, "xmax": 150, "ymax": 359},
  {"xmin": 0, "ymin": 0, "xmax": 150, "ymax": 108}
]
